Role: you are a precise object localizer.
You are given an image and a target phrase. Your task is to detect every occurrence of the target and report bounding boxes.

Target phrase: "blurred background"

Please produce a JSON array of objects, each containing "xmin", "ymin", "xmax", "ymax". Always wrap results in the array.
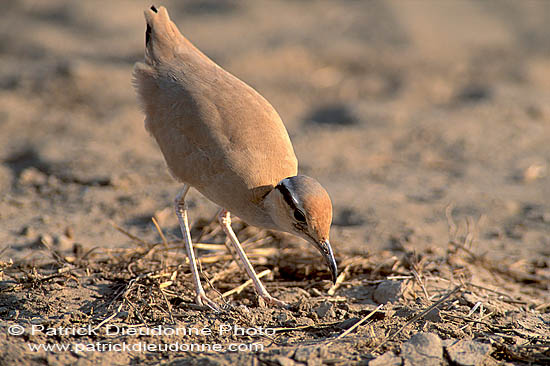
[{"xmin": 1, "ymin": 0, "xmax": 549, "ymax": 263}]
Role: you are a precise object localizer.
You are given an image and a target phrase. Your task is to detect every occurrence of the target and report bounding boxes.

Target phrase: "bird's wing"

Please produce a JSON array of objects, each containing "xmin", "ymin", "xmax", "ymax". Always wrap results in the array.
[{"xmin": 133, "ymin": 6, "xmax": 298, "ymax": 210}]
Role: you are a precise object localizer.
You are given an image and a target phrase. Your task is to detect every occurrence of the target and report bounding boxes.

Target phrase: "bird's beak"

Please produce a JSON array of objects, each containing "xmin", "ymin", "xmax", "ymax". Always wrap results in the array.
[{"xmin": 314, "ymin": 239, "xmax": 338, "ymax": 284}]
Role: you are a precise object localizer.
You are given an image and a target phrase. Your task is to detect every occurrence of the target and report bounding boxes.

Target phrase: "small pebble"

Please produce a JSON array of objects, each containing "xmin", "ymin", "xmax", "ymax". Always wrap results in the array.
[
  {"xmin": 446, "ymin": 339, "xmax": 492, "ymax": 366},
  {"xmin": 313, "ymin": 301, "xmax": 334, "ymax": 318},
  {"xmin": 401, "ymin": 332, "xmax": 442, "ymax": 366},
  {"xmin": 374, "ymin": 280, "xmax": 404, "ymax": 304}
]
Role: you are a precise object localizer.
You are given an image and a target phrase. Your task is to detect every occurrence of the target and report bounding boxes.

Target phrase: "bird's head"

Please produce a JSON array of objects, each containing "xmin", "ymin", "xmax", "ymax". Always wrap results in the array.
[{"xmin": 264, "ymin": 175, "xmax": 337, "ymax": 283}]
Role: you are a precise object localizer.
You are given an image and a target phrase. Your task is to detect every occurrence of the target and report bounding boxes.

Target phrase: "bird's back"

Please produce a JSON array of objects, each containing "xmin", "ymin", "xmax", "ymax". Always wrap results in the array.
[{"xmin": 133, "ymin": 7, "xmax": 298, "ymax": 226}]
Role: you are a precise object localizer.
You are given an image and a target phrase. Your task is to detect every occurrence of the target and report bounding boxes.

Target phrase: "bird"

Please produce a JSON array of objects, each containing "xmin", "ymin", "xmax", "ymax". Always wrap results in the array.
[{"xmin": 133, "ymin": 5, "xmax": 337, "ymax": 311}]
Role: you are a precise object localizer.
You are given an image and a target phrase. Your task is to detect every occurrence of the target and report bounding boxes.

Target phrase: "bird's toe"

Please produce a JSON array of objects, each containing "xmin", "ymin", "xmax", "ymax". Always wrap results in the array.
[
  {"xmin": 260, "ymin": 295, "xmax": 289, "ymax": 309},
  {"xmin": 196, "ymin": 293, "xmax": 221, "ymax": 312}
]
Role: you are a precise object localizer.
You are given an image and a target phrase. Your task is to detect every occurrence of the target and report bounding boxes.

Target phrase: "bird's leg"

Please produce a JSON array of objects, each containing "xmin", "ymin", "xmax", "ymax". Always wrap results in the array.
[
  {"xmin": 217, "ymin": 209, "xmax": 288, "ymax": 308},
  {"xmin": 175, "ymin": 185, "xmax": 220, "ymax": 311}
]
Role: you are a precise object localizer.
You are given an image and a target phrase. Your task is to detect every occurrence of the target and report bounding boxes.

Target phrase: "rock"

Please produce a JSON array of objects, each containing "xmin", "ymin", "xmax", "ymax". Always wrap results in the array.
[
  {"xmin": 374, "ymin": 281, "xmax": 404, "ymax": 304},
  {"xmin": 313, "ymin": 301, "xmax": 334, "ymax": 318},
  {"xmin": 401, "ymin": 332, "xmax": 442, "ymax": 366},
  {"xmin": 369, "ymin": 352, "xmax": 402, "ymax": 366},
  {"xmin": 446, "ymin": 339, "xmax": 492, "ymax": 366}
]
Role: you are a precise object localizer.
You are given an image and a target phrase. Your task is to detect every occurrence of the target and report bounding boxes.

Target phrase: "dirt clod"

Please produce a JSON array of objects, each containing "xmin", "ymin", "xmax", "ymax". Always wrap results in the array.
[
  {"xmin": 374, "ymin": 281, "xmax": 404, "ymax": 304},
  {"xmin": 401, "ymin": 333, "xmax": 442, "ymax": 366},
  {"xmin": 446, "ymin": 339, "xmax": 492, "ymax": 366},
  {"xmin": 313, "ymin": 301, "xmax": 334, "ymax": 318}
]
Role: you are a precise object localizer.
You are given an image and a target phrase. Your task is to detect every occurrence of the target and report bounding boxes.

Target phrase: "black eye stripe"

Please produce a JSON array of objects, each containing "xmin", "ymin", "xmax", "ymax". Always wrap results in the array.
[{"xmin": 275, "ymin": 182, "xmax": 298, "ymax": 211}]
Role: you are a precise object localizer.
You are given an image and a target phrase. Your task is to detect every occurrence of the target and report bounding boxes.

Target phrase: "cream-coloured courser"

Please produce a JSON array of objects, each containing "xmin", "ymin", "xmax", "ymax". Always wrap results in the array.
[{"xmin": 133, "ymin": 6, "xmax": 337, "ymax": 311}]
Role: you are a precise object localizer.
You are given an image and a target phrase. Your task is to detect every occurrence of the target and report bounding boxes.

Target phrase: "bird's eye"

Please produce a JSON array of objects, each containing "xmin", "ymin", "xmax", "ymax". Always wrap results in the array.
[{"xmin": 294, "ymin": 209, "xmax": 306, "ymax": 222}]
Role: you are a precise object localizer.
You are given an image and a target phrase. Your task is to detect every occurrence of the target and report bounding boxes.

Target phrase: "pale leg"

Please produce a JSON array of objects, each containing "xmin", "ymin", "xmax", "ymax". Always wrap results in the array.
[
  {"xmin": 175, "ymin": 185, "xmax": 220, "ymax": 311},
  {"xmin": 218, "ymin": 209, "xmax": 288, "ymax": 308}
]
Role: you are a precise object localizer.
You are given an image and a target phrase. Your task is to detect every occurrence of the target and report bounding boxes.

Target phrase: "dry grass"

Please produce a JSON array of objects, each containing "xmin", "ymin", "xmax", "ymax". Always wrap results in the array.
[{"xmin": 0, "ymin": 214, "xmax": 549, "ymax": 365}]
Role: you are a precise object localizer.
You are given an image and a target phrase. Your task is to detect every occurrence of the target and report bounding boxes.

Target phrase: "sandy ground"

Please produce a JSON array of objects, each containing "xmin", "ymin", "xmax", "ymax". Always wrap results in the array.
[{"xmin": 0, "ymin": 1, "xmax": 549, "ymax": 365}]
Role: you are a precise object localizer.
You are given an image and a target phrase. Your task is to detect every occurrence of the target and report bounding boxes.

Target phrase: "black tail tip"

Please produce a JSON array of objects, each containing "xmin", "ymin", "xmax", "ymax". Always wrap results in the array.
[
  {"xmin": 145, "ymin": 6, "xmax": 157, "ymax": 46},
  {"xmin": 145, "ymin": 23, "xmax": 151, "ymax": 46}
]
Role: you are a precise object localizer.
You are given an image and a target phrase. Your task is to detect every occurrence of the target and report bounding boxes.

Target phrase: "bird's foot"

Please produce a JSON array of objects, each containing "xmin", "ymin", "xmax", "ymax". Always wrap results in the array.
[
  {"xmin": 195, "ymin": 292, "xmax": 221, "ymax": 312},
  {"xmin": 258, "ymin": 294, "xmax": 289, "ymax": 309}
]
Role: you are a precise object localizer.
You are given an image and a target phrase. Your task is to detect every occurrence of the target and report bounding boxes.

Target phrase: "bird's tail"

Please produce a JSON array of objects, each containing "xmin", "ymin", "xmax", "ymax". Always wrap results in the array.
[
  {"xmin": 141, "ymin": 5, "xmax": 188, "ymax": 65},
  {"xmin": 132, "ymin": 6, "xmax": 192, "ymax": 117}
]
